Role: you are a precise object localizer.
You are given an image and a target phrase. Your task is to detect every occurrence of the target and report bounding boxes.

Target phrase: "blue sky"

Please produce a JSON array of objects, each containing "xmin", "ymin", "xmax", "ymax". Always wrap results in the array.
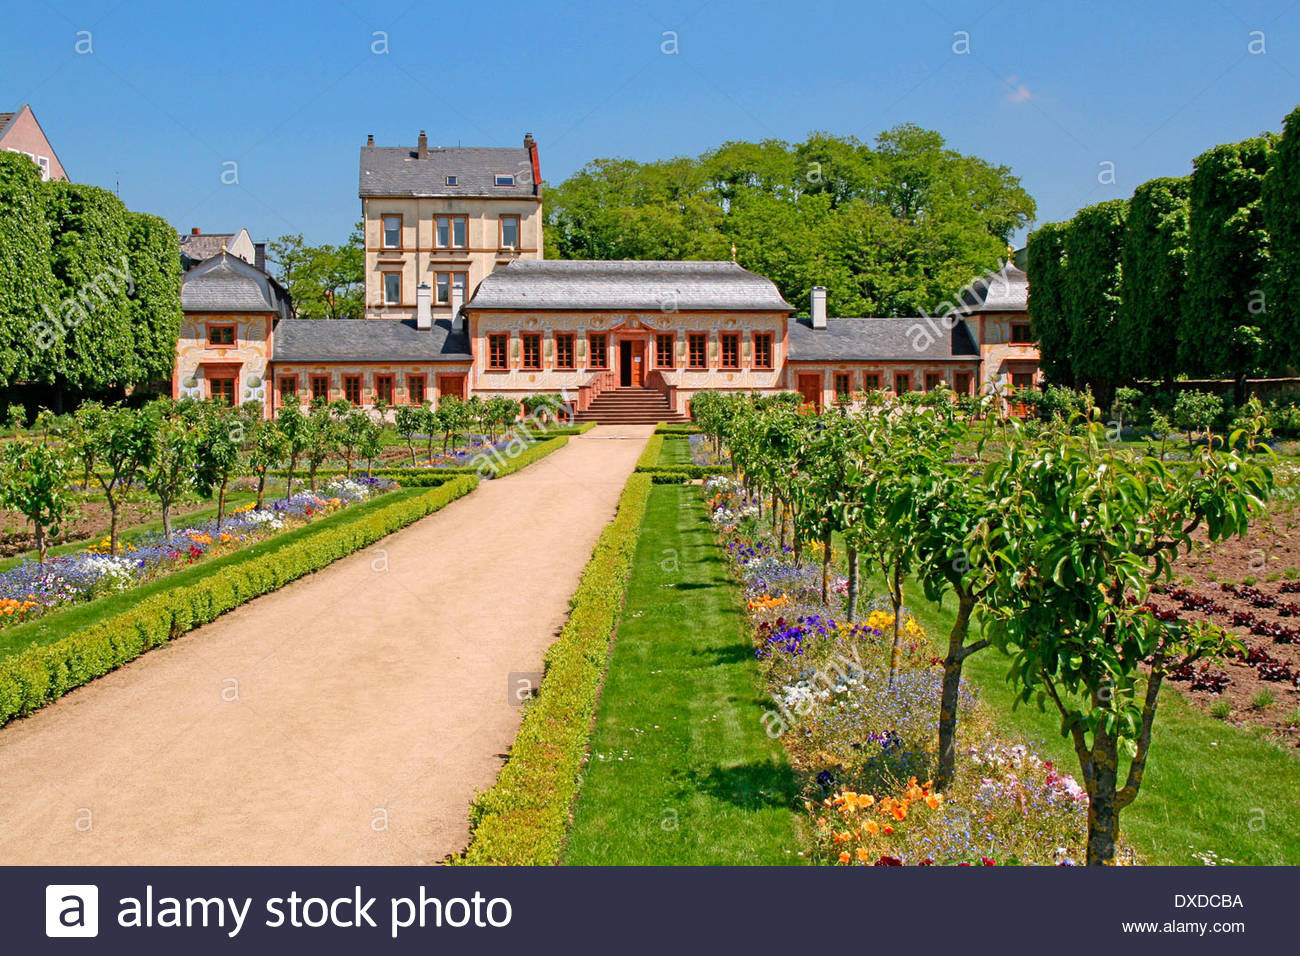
[{"xmin": 5, "ymin": 0, "xmax": 1299, "ymax": 246}]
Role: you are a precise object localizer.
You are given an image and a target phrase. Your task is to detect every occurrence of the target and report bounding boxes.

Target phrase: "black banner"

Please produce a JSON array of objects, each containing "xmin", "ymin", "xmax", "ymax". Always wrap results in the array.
[{"xmin": 4, "ymin": 866, "xmax": 1290, "ymax": 953}]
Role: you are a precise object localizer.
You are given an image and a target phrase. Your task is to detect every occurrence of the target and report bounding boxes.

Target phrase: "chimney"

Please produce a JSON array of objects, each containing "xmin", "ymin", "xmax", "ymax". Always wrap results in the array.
[
  {"xmin": 416, "ymin": 283, "xmax": 432, "ymax": 330},
  {"xmin": 450, "ymin": 283, "xmax": 465, "ymax": 332},
  {"xmin": 254, "ymin": 242, "xmax": 266, "ymax": 272},
  {"xmin": 417, "ymin": 130, "xmax": 428, "ymax": 159},
  {"xmin": 366, "ymin": 133, "xmax": 374, "ymax": 147},
  {"xmin": 191, "ymin": 227, "xmax": 200, "ymax": 235},
  {"xmin": 524, "ymin": 133, "xmax": 540, "ymax": 195},
  {"xmin": 811, "ymin": 286, "xmax": 828, "ymax": 329}
]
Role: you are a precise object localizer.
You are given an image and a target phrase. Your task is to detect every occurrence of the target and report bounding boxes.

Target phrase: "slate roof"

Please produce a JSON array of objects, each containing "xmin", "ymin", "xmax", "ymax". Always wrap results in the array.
[
  {"xmin": 0, "ymin": 112, "xmax": 16, "ymax": 138},
  {"xmin": 272, "ymin": 318, "xmax": 472, "ymax": 363},
  {"xmin": 360, "ymin": 145, "xmax": 538, "ymax": 198},
  {"xmin": 786, "ymin": 316, "xmax": 981, "ymax": 362},
  {"xmin": 181, "ymin": 253, "xmax": 292, "ymax": 318},
  {"xmin": 956, "ymin": 263, "xmax": 1029, "ymax": 313},
  {"xmin": 179, "ymin": 232, "xmax": 236, "ymax": 262},
  {"xmin": 467, "ymin": 259, "xmax": 793, "ymax": 312}
]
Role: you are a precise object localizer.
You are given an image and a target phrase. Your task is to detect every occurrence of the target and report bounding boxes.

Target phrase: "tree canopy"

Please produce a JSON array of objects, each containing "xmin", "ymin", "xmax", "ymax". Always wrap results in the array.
[
  {"xmin": 544, "ymin": 126, "xmax": 1036, "ymax": 316},
  {"xmin": 268, "ymin": 223, "xmax": 364, "ymax": 319},
  {"xmin": 1119, "ymin": 177, "xmax": 1189, "ymax": 385},
  {"xmin": 1263, "ymin": 106, "xmax": 1300, "ymax": 373}
]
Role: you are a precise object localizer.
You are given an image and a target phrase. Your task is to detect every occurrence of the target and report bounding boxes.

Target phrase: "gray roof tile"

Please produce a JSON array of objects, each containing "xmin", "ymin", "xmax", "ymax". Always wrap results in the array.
[
  {"xmin": 467, "ymin": 259, "xmax": 793, "ymax": 312},
  {"xmin": 181, "ymin": 253, "xmax": 292, "ymax": 317},
  {"xmin": 359, "ymin": 145, "xmax": 539, "ymax": 198},
  {"xmin": 786, "ymin": 316, "xmax": 980, "ymax": 362},
  {"xmin": 272, "ymin": 318, "xmax": 471, "ymax": 363},
  {"xmin": 956, "ymin": 263, "xmax": 1028, "ymax": 313}
]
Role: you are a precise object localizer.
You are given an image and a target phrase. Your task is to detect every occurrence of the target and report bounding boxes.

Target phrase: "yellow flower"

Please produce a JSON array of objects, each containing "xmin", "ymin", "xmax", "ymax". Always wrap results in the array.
[{"xmin": 925, "ymin": 794, "xmax": 941, "ymax": 810}]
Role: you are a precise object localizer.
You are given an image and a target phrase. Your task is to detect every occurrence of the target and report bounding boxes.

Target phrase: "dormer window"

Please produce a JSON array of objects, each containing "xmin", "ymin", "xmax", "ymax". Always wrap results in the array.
[
  {"xmin": 494, "ymin": 173, "xmax": 515, "ymax": 187},
  {"xmin": 445, "ymin": 175, "xmax": 458, "ymax": 186}
]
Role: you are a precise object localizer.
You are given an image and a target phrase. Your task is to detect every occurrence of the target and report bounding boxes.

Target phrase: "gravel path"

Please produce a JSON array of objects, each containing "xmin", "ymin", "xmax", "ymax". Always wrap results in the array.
[{"xmin": 0, "ymin": 425, "xmax": 652, "ymax": 864}]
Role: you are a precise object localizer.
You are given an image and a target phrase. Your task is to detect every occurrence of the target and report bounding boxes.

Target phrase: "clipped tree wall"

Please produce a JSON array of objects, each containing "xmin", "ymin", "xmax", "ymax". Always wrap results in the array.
[
  {"xmin": 0, "ymin": 153, "xmax": 58, "ymax": 386},
  {"xmin": 1183, "ymin": 136, "xmax": 1275, "ymax": 395},
  {"xmin": 1062, "ymin": 200, "xmax": 1127, "ymax": 402},
  {"xmin": 1263, "ymin": 107, "xmax": 1300, "ymax": 374},
  {"xmin": 1026, "ymin": 220, "xmax": 1071, "ymax": 386},
  {"xmin": 126, "ymin": 211, "xmax": 183, "ymax": 386},
  {"xmin": 1119, "ymin": 177, "xmax": 1189, "ymax": 386}
]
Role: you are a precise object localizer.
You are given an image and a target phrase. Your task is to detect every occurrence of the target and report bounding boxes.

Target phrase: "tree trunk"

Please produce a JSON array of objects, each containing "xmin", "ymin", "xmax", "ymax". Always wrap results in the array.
[
  {"xmin": 408, "ymin": 441, "xmax": 417, "ymax": 466},
  {"xmin": 256, "ymin": 474, "xmax": 266, "ymax": 510},
  {"xmin": 216, "ymin": 477, "xmax": 228, "ymax": 531},
  {"xmin": 846, "ymin": 544, "xmax": 859, "ymax": 622},
  {"xmin": 35, "ymin": 522, "xmax": 47, "ymax": 564},
  {"xmin": 1085, "ymin": 731, "xmax": 1121, "ymax": 865},
  {"xmin": 161, "ymin": 499, "xmax": 172, "ymax": 544},
  {"xmin": 821, "ymin": 527, "xmax": 832, "ymax": 606},
  {"xmin": 886, "ymin": 566, "xmax": 905, "ymax": 686},
  {"xmin": 935, "ymin": 593, "xmax": 977, "ymax": 791},
  {"xmin": 108, "ymin": 494, "xmax": 120, "ymax": 555},
  {"xmin": 285, "ymin": 457, "xmax": 297, "ymax": 500}
]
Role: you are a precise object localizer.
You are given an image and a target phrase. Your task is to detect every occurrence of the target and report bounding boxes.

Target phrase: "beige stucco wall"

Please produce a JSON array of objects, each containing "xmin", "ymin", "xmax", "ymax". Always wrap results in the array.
[
  {"xmin": 268, "ymin": 362, "xmax": 473, "ymax": 416},
  {"xmin": 173, "ymin": 313, "xmax": 273, "ymax": 413},
  {"xmin": 466, "ymin": 309, "xmax": 788, "ymax": 413},
  {"xmin": 361, "ymin": 196, "xmax": 543, "ymax": 320},
  {"xmin": 786, "ymin": 361, "xmax": 982, "ymax": 410},
  {"xmin": 974, "ymin": 311, "xmax": 1041, "ymax": 393}
]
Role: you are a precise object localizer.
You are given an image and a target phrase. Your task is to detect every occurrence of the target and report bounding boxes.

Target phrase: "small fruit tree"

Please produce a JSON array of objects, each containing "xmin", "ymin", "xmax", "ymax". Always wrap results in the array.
[
  {"xmin": 0, "ymin": 434, "xmax": 71, "ymax": 563},
  {"xmin": 979, "ymin": 424, "xmax": 1271, "ymax": 864},
  {"xmin": 86, "ymin": 402, "xmax": 156, "ymax": 553}
]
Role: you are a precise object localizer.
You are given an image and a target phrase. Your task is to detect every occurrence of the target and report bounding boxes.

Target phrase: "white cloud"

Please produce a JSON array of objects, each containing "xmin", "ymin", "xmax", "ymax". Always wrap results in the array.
[{"xmin": 1005, "ymin": 82, "xmax": 1033, "ymax": 103}]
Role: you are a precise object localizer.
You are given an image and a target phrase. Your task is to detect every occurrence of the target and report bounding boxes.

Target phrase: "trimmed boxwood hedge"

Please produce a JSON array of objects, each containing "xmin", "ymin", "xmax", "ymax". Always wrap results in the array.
[
  {"xmin": 455, "ymin": 473, "xmax": 652, "ymax": 865},
  {"xmin": 635, "ymin": 434, "xmax": 664, "ymax": 469},
  {"xmin": 654, "ymin": 423, "xmax": 700, "ymax": 434},
  {"xmin": 0, "ymin": 476, "xmax": 478, "ymax": 726},
  {"xmin": 270, "ymin": 435, "xmax": 570, "ymax": 483},
  {"xmin": 634, "ymin": 464, "xmax": 729, "ymax": 480}
]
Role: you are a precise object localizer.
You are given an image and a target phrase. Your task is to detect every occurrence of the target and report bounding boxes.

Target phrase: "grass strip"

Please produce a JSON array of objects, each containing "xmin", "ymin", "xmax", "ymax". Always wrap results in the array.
[
  {"xmin": 0, "ymin": 476, "xmax": 478, "ymax": 725},
  {"xmin": 563, "ymin": 484, "xmax": 803, "ymax": 864},
  {"xmin": 455, "ymin": 474, "xmax": 652, "ymax": 865}
]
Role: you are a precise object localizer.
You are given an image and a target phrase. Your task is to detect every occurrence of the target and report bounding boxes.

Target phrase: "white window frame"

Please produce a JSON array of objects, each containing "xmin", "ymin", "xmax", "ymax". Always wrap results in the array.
[
  {"xmin": 381, "ymin": 214, "xmax": 402, "ymax": 249},
  {"xmin": 494, "ymin": 173, "xmax": 515, "ymax": 187}
]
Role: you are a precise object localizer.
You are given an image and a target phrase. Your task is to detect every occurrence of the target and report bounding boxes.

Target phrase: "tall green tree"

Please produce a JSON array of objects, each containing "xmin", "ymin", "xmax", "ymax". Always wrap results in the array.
[
  {"xmin": 43, "ymin": 182, "xmax": 136, "ymax": 395},
  {"xmin": 1263, "ymin": 106, "xmax": 1300, "ymax": 374},
  {"xmin": 0, "ymin": 153, "xmax": 58, "ymax": 385},
  {"xmin": 1063, "ymin": 200, "xmax": 1127, "ymax": 404},
  {"xmin": 1184, "ymin": 135, "xmax": 1276, "ymax": 402},
  {"xmin": 1026, "ymin": 221, "xmax": 1071, "ymax": 386},
  {"xmin": 126, "ymin": 211, "xmax": 183, "ymax": 384},
  {"xmin": 267, "ymin": 223, "xmax": 363, "ymax": 319},
  {"xmin": 1119, "ymin": 177, "xmax": 1189, "ymax": 386}
]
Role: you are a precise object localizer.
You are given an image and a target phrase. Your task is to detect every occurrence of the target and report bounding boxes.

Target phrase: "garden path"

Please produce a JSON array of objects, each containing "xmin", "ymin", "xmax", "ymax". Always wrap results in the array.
[{"xmin": 0, "ymin": 424, "xmax": 653, "ymax": 864}]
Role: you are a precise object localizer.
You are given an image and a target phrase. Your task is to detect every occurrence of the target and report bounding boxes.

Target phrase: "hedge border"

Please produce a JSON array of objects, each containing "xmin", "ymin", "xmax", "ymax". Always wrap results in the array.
[
  {"xmin": 635, "ymin": 433, "xmax": 665, "ymax": 469},
  {"xmin": 634, "ymin": 464, "xmax": 729, "ymax": 480},
  {"xmin": 654, "ymin": 423, "xmax": 700, "ymax": 434},
  {"xmin": 0, "ymin": 476, "xmax": 479, "ymax": 726},
  {"xmin": 454, "ymin": 473, "xmax": 653, "ymax": 865},
  {"xmin": 268, "ymin": 434, "xmax": 570, "ymax": 482}
]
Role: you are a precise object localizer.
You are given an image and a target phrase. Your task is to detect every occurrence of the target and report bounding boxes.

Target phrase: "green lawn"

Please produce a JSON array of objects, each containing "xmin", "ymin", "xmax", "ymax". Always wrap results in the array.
[
  {"xmin": 564, "ymin": 484, "xmax": 803, "ymax": 864},
  {"xmin": 858, "ymin": 566, "xmax": 1300, "ymax": 865},
  {"xmin": 657, "ymin": 435, "xmax": 694, "ymax": 467}
]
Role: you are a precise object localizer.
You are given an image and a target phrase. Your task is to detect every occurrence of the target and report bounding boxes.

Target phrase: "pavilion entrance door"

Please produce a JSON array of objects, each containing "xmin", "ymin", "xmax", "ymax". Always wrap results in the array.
[
  {"xmin": 618, "ymin": 339, "xmax": 644, "ymax": 387},
  {"xmin": 796, "ymin": 373, "xmax": 822, "ymax": 411}
]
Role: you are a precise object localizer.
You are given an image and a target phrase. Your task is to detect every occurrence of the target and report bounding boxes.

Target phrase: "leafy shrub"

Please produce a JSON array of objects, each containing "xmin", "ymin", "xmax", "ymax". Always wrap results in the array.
[
  {"xmin": 0, "ymin": 476, "xmax": 478, "ymax": 725},
  {"xmin": 455, "ymin": 474, "xmax": 652, "ymax": 865}
]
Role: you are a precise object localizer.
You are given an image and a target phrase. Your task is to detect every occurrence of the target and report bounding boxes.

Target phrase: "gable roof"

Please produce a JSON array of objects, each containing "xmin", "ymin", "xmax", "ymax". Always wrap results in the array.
[
  {"xmin": 786, "ymin": 316, "xmax": 980, "ymax": 362},
  {"xmin": 467, "ymin": 259, "xmax": 793, "ymax": 312},
  {"xmin": 0, "ymin": 112, "xmax": 16, "ymax": 138},
  {"xmin": 360, "ymin": 145, "xmax": 538, "ymax": 198},
  {"xmin": 181, "ymin": 252, "xmax": 292, "ymax": 317},
  {"xmin": 272, "ymin": 318, "xmax": 471, "ymax": 363},
  {"xmin": 0, "ymin": 104, "xmax": 67, "ymax": 180},
  {"xmin": 956, "ymin": 263, "xmax": 1028, "ymax": 313}
]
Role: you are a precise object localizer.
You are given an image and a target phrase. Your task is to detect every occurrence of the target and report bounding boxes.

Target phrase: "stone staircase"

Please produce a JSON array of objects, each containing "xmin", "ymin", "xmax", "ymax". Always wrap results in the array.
[{"xmin": 573, "ymin": 387, "xmax": 689, "ymax": 424}]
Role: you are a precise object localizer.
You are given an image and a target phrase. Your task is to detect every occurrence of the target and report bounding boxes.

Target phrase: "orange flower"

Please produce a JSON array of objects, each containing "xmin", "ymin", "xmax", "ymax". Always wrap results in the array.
[
  {"xmin": 856, "ymin": 848, "xmax": 870, "ymax": 862},
  {"xmin": 891, "ymin": 803, "xmax": 908, "ymax": 821},
  {"xmin": 842, "ymin": 791, "xmax": 858, "ymax": 808},
  {"xmin": 925, "ymin": 794, "xmax": 941, "ymax": 810},
  {"xmin": 859, "ymin": 794, "xmax": 874, "ymax": 808},
  {"xmin": 883, "ymin": 826, "xmax": 894, "ymax": 834},
  {"xmin": 838, "ymin": 851, "xmax": 851, "ymax": 864},
  {"xmin": 863, "ymin": 820, "xmax": 879, "ymax": 836}
]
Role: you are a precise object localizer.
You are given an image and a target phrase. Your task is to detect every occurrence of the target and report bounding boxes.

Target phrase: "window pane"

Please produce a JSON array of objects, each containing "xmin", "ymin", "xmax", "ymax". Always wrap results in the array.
[
  {"xmin": 436, "ymin": 274, "xmax": 449, "ymax": 304},
  {"xmin": 501, "ymin": 217, "xmax": 519, "ymax": 248},
  {"xmin": 453, "ymin": 217, "xmax": 467, "ymax": 247},
  {"xmin": 452, "ymin": 273, "xmax": 467, "ymax": 296},
  {"xmin": 384, "ymin": 274, "xmax": 401, "ymax": 304},
  {"xmin": 383, "ymin": 216, "xmax": 400, "ymax": 248},
  {"xmin": 436, "ymin": 217, "xmax": 449, "ymax": 247}
]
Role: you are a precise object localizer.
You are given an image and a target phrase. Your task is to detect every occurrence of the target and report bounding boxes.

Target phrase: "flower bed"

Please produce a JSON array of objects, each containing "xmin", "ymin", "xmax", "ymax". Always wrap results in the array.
[
  {"xmin": 705, "ymin": 474, "xmax": 1098, "ymax": 866},
  {"xmin": 0, "ymin": 477, "xmax": 394, "ymax": 630}
]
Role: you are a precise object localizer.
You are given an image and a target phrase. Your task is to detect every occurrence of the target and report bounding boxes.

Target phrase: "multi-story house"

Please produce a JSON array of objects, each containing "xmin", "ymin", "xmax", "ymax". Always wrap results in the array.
[
  {"xmin": 0, "ymin": 104, "xmax": 68, "ymax": 182},
  {"xmin": 359, "ymin": 131, "xmax": 543, "ymax": 321}
]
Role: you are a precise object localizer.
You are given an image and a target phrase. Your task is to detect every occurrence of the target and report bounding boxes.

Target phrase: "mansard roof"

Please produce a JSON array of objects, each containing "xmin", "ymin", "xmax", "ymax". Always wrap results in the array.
[
  {"xmin": 956, "ymin": 263, "xmax": 1028, "ymax": 313},
  {"xmin": 786, "ymin": 316, "xmax": 981, "ymax": 362},
  {"xmin": 272, "ymin": 318, "xmax": 471, "ymax": 363},
  {"xmin": 467, "ymin": 259, "xmax": 794, "ymax": 312},
  {"xmin": 360, "ymin": 145, "xmax": 538, "ymax": 198},
  {"xmin": 181, "ymin": 252, "xmax": 292, "ymax": 318}
]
